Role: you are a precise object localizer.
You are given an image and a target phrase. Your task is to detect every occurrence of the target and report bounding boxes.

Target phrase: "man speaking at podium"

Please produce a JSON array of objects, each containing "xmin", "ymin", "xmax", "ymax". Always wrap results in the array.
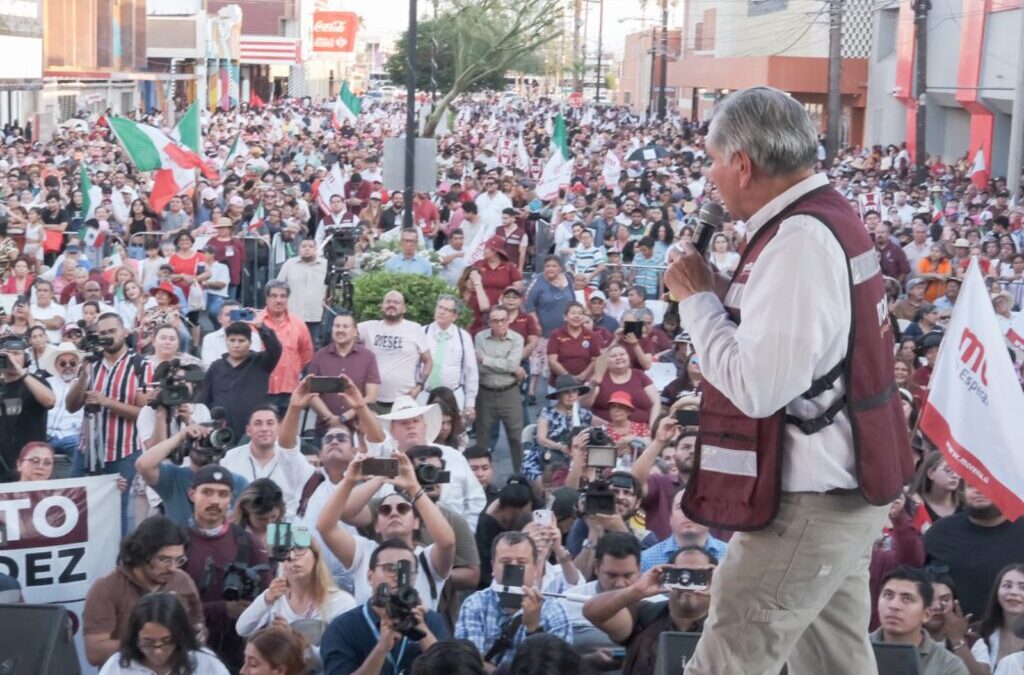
[{"xmin": 663, "ymin": 87, "xmax": 915, "ymax": 675}]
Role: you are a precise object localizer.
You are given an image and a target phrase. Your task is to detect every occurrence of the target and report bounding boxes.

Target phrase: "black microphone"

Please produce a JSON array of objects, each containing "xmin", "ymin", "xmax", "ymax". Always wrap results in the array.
[{"xmin": 692, "ymin": 201, "xmax": 725, "ymax": 256}]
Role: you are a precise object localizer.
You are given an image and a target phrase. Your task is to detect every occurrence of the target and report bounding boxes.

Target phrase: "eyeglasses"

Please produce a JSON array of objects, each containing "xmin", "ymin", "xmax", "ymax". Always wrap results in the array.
[
  {"xmin": 152, "ymin": 554, "xmax": 188, "ymax": 568},
  {"xmin": 22, "ymin": 457, "xmax": 53, "ymax": 468},
  {"xmin": 377, "ymin": 502, "xmax": 413, "ymax": 517},
  {"xmin": 138, "ymin": 638, "xmax": 176, "ymax": 652},
  {"xmin": 56, "ymin": 359, "xmax": 78, "ymax": 368},
  {"xmin": 436, "ymin": 305, "xmax": 457, "ymax": 313},
  {"xmin": 323, "ymin": 432, "xmax": 349, "ymax": 445}
]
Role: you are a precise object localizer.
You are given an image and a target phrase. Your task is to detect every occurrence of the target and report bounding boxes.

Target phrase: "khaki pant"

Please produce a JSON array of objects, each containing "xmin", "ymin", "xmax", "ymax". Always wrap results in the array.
[
  {"xmin": 475, "ymin": 384, "xmax": 524, "ymax": 472},
  {"xmin": 685, "ymin": 492, "xmax": 888, "ymax": 675}
]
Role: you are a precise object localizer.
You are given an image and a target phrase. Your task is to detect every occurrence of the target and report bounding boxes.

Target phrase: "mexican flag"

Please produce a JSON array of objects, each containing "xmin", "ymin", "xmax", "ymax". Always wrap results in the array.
[
  {"xmin": 222, "ymin": 132, "xmax": 249, "ymax": 176},
  {"xmin": 171, "ymin": 101, "xmax": 202, "ymax": 154},
  {"xmin": 79, "ymin": 164, "xmax": 101, "ymax": 220},
  {"xmin": 248, "ymin": 201, "xmax": 265, "ymax": 234},
  {"xmin": 332, "ymin": 81, "xmax": 361, "ymax": 128},
  {"xmin": 108, "ymin": 116, "xmax": 216, "ymax": 211},
  {"xmin": 536, "ymin": 113, "xmax": 574, "ymax": 200}
]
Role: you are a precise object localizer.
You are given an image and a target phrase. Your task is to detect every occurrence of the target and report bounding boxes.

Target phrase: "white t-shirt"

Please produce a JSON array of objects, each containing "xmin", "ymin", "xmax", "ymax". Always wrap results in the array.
[
  {"xmin": 99, "ymin": 649, "xmax": 228, "ymax": 675},
  {"xmin": 136, "ymin": 403, "xmax": 212, "ymax": 447},
  {"xmin": 202, "ymin": 261, "xmax": 231, "ymax": 298},
  {"xmin": 348, "ymin": 533, "xmax": 448, "ymax": 611},
  {"xmin": 220, "ymin": 441, "xmax": 313, "ymax": 518},
  {"xmin": 235, "ymin": 586, "xmax": 356, "ymax": 637},
  {"xmin": 438, "ymin": 244, "xmax": 467, "ymax": 286},
  {"xmin": 200, "ymin": 328, "xmax": 263, "ymax": 367},
  {"xmin": 31, "ymin": 301, "xmax": 66, "ymax": 344},
  {"xmin": 357, "ymin": 319, "xmax": 428, "ymax": 402},
  {"xmin": 996, "ymin": 652, "xmax": 1024, "ymax": 675}
]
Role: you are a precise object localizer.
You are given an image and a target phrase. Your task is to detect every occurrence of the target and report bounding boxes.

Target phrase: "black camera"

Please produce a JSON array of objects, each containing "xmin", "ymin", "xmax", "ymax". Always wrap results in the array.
[
  {"xmin": 178, "ymin": 408, "xmax": 236, "ymax": 463},
  {"xmin": 415, "ymin": 463, "xmax": 450, "ymax": 485},
  {"xmin": 0, "ymin": 353, "xmax": 8, "ymax": 370},
  {"xmin": 372, "ymin": 559, "xmax": 425, "ymax": 640},
  {"xmin": 583, "ymin": 479, "xmax": 616, "ymax": 515},
  {"xmin": 571, "ymin": 425, "xmax": 612, "ymax": 448},
  {"xmin": 496, "ymin": 563, "xmax": 526, "ymax": 609},
  {"xmin": 152, "ymin": 358, "xmax": 205, "ymax": 408},
  {"xmin": 217, "ymin": 561, "xmax": 268, "ymax": 601},
  {"xmin": 325, "ymin": 224, "xmax": 361, "ymax": 259},
  {"xmin": 78, "ymin": 321, "xmax": 114, "ymax": 362}
]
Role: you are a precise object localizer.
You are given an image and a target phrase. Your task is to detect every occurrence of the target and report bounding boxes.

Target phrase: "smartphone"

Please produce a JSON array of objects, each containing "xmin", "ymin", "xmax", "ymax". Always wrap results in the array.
[
  {"xmin": 674, "ymin": 409, "xmax": 700, "ymax": 428},
  {"xmin": 661, "ymin": 567, "xmax": 712, "ymax": 591},
  {"xmin": 586, "ymin": 446, "xmax": 617, "ymax": 469},
  {"xmin": 230, "ymin": 308, "xmax": 256, "ymax": 322},
  {"xmin": 497, "ymin": 564, "xmax": 527, "ymax": 609},
  {"xmin": 308, "ymin": 376, "xmax": 349, "ymax": 394},
  {"xmin": 623, "ymin": 321, "xmax": 644, "ymax": 339},
  {"xmin": 362, "ymin": 457, "xmax": 399, "ymax": 478},
  {"xmin": 532, "ymin": 509, "xmax": 553, "ymax": 527},
  {"xmin": 267, "ymin": 522, "xmax": 312, "ymax": 550}
]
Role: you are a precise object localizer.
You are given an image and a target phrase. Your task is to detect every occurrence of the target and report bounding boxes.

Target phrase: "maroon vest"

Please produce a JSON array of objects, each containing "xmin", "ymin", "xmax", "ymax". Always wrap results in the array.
[{"xmin": 681, "ymin": 185, "xmax": 915, "ymax": 531}]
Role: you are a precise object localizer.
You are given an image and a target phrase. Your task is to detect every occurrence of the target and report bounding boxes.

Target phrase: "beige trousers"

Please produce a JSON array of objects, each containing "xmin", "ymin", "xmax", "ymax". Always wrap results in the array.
[{"xmin": 685, "ymin": 492, "xmax": 888, "ymax": 675}]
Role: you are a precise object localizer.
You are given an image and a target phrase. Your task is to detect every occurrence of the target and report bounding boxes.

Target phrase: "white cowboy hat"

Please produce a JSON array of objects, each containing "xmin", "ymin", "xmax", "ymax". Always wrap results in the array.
[
  {"xmin": 38, "ymin": 341, "xmax": 86, "ymax": 377},
  {"xmin": 376, "ymin": 395, "xmax": 443, "ymax": 443}
]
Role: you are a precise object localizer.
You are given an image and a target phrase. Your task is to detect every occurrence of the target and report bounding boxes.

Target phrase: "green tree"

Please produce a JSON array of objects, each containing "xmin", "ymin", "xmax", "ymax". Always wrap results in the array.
[{"xmin": 385, "ymin": 0, "xmax": 563, "ymax": 137}]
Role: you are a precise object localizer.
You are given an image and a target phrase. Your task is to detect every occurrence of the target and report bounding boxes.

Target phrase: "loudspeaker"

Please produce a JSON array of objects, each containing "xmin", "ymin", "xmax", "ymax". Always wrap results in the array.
[{"xmin": 0, "ymin": 604, "xmax": 81, "ymax": 675}]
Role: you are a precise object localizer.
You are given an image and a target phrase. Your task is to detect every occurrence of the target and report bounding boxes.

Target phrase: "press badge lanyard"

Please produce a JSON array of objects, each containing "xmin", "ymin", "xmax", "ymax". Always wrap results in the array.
[{"xmin": 362, "ymin": 603, "xmax": 409, "ymax": 672}]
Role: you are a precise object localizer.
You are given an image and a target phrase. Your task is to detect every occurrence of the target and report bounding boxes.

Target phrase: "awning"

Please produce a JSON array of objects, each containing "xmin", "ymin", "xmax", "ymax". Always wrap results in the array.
[{"xmin": 239, "ymin": 36, "xmax": 300, "ymax": 65}]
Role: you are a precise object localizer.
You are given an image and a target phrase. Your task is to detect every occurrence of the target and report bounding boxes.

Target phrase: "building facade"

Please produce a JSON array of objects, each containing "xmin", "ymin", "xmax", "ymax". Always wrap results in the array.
[{"xmin": 864, "ymin": 0, "xmax": 1022, "ymax": 181}]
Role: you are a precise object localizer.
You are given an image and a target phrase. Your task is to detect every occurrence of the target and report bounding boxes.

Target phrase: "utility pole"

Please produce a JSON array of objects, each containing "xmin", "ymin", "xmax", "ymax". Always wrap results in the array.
[
  {"xmin": 404, "ymin": 0, "xmax": 418, "ymax": 230},
  {"xmin": 913, "ymin": 0, "xmax": 930, "ymax": 184},
  {"xmin": 657, "ymin": 0, "xmax": 669, "ymax": 120},
  {"xmin": 825, "ymin": 0, "xmax": 843, "ymax": 166},
  {"xmin": 1007, "ymin": 1, "xmax": 1024, "ymax": 199},
  {"xmin": 573, "ymin": 0, "xmax": 583, "ymax": 93},
  {"xmin": 595, "ymin": 0, "xmax": 604, "ymax": 102},
  {"xmin": 647, "ymin": 27, "xmax": 656, "ymax": 118}
]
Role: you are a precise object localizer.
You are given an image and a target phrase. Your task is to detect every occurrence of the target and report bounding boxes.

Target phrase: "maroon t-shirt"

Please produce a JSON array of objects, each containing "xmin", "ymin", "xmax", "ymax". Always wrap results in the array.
[
  {"xmin": 498, "ymin": 224, "xmax": 527, "ymax": 266},
  {"xmin": 591, "ymin": 369, "xmax": 653, "ymax": 423},
  {"xmin": 508, "ymin": 311, "xmax": 541, "ymax": 342},
  {"xmin": 470, "ymin": 260, "xmax": 523, "ymax": 331},
  {"xmin": 547, "ymin": 327, "xmax": 601, "ymax": 384},
  {"xmin": 625, "ymin": 336, "xmax": 657, "ymax": 370}
]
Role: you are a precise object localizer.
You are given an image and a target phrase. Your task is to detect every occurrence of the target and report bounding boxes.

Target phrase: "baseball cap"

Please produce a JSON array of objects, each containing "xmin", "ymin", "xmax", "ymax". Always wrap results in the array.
[
  {"xmin": 501, "ymin": 286, "xmax": 522, "ymax": 297},
  {"xmin": 588, "ymin": 290, "xmax": 606, "ymax": 302},
  {"xmin": 201, "ymin": 187, "xmax": 218, "ymax": 201},
  {"xmin": 191, "ymin": 464, "xmax": 235, "ymax": 489}
]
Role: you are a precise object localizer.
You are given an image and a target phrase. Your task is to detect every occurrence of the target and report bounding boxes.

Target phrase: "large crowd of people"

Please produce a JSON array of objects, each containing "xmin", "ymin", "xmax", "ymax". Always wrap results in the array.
[{"xmin": 0, "ymin": 88, "xmax": 1023, "ymax": 675}]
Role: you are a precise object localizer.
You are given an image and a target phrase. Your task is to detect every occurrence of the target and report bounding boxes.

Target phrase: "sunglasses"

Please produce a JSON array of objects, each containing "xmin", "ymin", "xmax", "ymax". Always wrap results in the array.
[
  {"xmin": 377, "ymin": 502, "xmax": 413, "ymax": 517},
  {"xmin": 323, "ymin": 432, "xmax": 349, "ymax": 445},
  {"xmin": 56, "ymin": 359, "xmax": 78, "ymax": 368}
]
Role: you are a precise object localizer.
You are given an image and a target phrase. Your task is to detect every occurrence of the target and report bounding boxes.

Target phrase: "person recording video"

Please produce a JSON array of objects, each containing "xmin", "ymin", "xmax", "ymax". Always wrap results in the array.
[
  {"xmin": 319, "ymin": 539, "xmax": 449, "ymax": 675},
  {"xmin": 0, "ymin": 333, "xmax": 54, "ymax": 480}
]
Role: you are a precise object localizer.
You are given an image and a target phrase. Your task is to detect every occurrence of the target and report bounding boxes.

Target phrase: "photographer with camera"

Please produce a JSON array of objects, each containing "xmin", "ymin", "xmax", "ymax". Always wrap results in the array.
[
  {"xmin": 0, "ymin": 334, "xmax": 55, "ymax": 479},
  {"xmin": 583, "ymin": 545, "xmax": 718, "ymax": 675},
  {"xmin": 183, "ymin": 464, "xmax": 271, "ymax": 672},
  {"xmin": 138, "ymin": 356, "xmax": 211, "ymax": 450},
  {"xmin": 320, "ymin": 539, "xmax": 449, "ymax": 675},
  {"xmin": 65, "ymin": 313, "xmax": 149, "ymax": 532},
  {"xmin": 315, "ymin": 451, "xmax": 456, "ymax": 612},
  {"xmin": 136, "ymin": 419, "xmax": 248, "ymax": 527},
  {"xmin": 456, "ymin": 530, "xmax": 573, "ymax": 669}
]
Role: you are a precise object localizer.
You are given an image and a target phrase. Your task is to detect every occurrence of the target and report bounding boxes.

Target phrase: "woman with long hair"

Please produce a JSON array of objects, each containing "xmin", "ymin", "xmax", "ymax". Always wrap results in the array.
[
  {"xmin": 1, "ymin": 296, "xmax": 37, "ymax": 337},
  {"xmin": 972, "ymin": 564, "xmax": 1024, "ymax": 670},
  {"xmin": 26, "ymin": 325, "xmax": 54, "ymax": 375},
  {"xmin": 236, "ymin": 540, "xmax": 355, "ymax": 641},
  {"xmin": 241, "ymin": 626, "xmax": 311, "ymax": 675},
  {"xmin": 100, "ymin": 592, "xmax": 228, "ymax": 674},
  {"xmin": 908, "ymin": 452, "xmax": 962, "ymax": 533},
  {"xmin": 709, "ymin": 232, "xmax": 741, "ymax": 276},
  {"xmin": 1, "ymin": 256, "xmax": 35, "ymax": 294},
  {"xmin": 147, "ymin": 324, "xmax": 202, "ymax": 369},
  {"xmin": 427, "ymin": 387, "xmax": 468, "ymax": 450},
  {"xmin": 117, "ymin": 280, "xmax": 149, "ymax": 332}
]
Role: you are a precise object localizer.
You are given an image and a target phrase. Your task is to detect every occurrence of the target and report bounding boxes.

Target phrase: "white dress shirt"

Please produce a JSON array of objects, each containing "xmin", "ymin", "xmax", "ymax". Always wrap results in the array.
[
  {"xmin": 423, "ymin": 321, "xmax": 479, "ymax": 406},
  {"xmin": 220, "ymin": 441, "xmax": 312, "ymax": 518},
  {"xmin": 475, "ymin": 190, "xmax": 513, "ymax": 229},
  {"xmin": 678, "ymin": 173, "xmax": 858, "ymax": 493},
  {"xmin": 200, "ymin": 327, "xmax": 263, "ymax": 367},
  {"xmin": 47, "ymin": 376, "xmax": 83, "ymax": 438},
  {"xmin": 371, "ymin": 440, "xmax": 487, "ymax": 530}
]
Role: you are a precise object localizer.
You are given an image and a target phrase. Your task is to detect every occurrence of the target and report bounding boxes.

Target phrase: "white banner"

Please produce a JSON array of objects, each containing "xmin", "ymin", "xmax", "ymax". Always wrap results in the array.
[
  {"xmin": 316, "ymin": 162, "xmax": 347, "ymax": 216},
  {"xmin": 0, "ymin": 475, "xmax": 120, "ymax": 674},
  {"xmin": 602, "ymin": 150, "xmax": 622, "ymax": 189},
  {"xmin": 920, "ymin": 259, "xmax": 1024, "ymax": 521}
]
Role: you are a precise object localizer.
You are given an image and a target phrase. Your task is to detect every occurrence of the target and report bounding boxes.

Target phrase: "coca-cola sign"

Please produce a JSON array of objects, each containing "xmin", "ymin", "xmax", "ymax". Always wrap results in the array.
[{"xmin": 312, "ymin": 10, "xmax": 357, "ymax": 54}]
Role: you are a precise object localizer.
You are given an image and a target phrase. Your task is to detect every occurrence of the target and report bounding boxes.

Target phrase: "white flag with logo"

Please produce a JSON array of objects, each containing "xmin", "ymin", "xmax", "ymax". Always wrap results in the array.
[
  {"xmin": 1006, "ymin": 311, "xmax": 1024, "ymax": 352},
  {"xmin": 602, "ymin": 150, "xmax": 622, "ymax": 189},
  {"xmin": 316, "ymin": 162, "xmax": 348, "ymax": 215},
  {"xmin": 920, "ymin": 258, "xmax": 1024, "ymax": 521}
]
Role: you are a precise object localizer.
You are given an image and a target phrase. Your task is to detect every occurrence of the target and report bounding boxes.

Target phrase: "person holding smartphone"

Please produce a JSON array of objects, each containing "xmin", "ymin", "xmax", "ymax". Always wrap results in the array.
[{"xmin": 583, "ymin": 546, "xmax": 717, "ymax": 675}]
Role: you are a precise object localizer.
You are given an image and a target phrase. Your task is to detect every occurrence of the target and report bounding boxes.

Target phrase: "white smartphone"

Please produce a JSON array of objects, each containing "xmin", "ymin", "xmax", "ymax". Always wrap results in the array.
[{"xmin": 532, "ymin": 509, "xmax": 553, "ymax": 527}]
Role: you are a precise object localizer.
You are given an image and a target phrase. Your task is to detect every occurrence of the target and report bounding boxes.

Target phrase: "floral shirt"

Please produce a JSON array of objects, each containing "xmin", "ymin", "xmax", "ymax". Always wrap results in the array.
[{"xmin": 521, "ymin": 404, "xmax": 593, "ymax": 483}]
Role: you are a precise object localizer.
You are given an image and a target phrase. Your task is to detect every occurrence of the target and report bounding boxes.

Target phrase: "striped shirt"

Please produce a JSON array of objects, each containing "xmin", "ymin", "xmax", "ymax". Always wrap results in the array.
[
  {"xmin": 570, "ymin": 245, "xmax": 608, "ymax": 279},
  {"xmin": 82, "ymin": 351, "xmax": 151, "ymax": 463}
]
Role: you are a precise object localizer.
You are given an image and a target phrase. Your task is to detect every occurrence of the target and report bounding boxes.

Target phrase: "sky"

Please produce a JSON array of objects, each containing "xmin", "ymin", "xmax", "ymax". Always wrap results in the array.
[{"xmin": 340, "ymin": 0, "xmax": 685, "ymax": 59}]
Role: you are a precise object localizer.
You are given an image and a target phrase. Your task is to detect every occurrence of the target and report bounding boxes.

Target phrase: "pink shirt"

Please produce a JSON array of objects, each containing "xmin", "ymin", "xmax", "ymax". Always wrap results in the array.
[{"xmin": 260, "ymin": 310, "xmax": 314, "ymax": 394}]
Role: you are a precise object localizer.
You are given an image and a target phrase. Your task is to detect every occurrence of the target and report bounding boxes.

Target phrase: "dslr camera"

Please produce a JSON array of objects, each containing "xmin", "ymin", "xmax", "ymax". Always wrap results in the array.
[
  {"xmin": 414, "ymin": 463, "xmax": 450, "ymax": 486},
  {"xmin": 221, "ymin": 562, "xmax": 269, "ymax": 601},
  {"xmin": 583, "ymin": 478, "xmax": 616, "ymax": 515},
  {"xmin": 372, "ymin": 559, "xmax": 425, "ymax": 640},
  {"xmin": 152, "ymin": 358, "xmax": 206, "ymax": 408},
  {"xmin": 78, "ymin": 322, "xmax": 114, "ymax": 362}
]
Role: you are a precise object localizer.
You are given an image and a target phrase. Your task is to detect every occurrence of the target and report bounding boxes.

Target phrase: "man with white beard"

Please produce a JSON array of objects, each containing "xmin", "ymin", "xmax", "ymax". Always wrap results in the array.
[{"xmin": 43, "ymin": 341, "xmax": 85, "ymax": 457}]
